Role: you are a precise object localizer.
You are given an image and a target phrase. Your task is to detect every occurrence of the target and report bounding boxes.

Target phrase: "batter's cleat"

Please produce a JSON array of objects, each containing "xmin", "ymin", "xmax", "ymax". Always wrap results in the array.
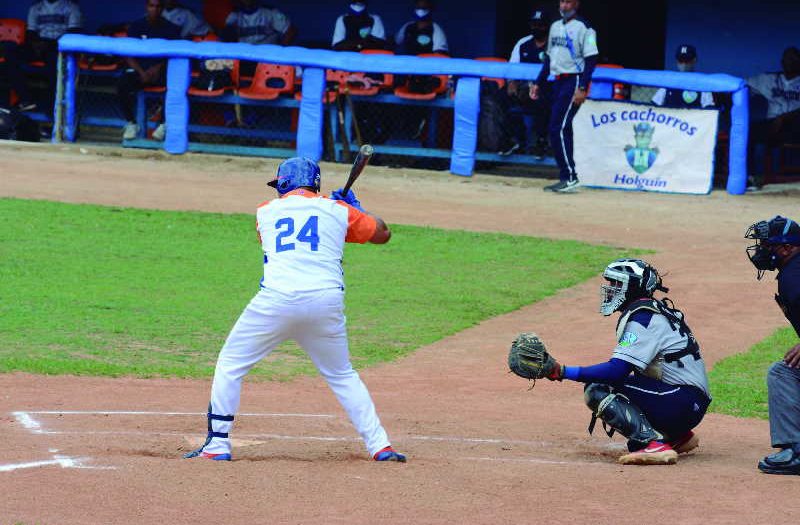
[
  {"xmin": 373, "ymin": 446, "xmax": 407, "ymax": 462},
  {"xmin": 758, "ymin": 445, "xmax": 800, "ymax": 475},
  {"xmin": 669, "ymin": 431, "xmax": 699, "ymax": 454},
  {"xmin": 618, "ymin": 441, "xmax": 678, "ymax": 465},
  {"xmin": 183, "ymin": 447, "xmax": 232, "ymax": 461}
]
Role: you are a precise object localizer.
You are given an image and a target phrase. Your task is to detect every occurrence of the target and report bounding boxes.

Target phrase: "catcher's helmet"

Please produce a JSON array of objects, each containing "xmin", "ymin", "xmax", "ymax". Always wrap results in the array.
[
  {"xmin": 600, "ymin": 258, "xmax": 666, "ymax": 316},
  {"xmin": 268, "ymin": 157, "xmax": 321, "ymax": 195},
  {"xmin": 745, "ymin": 215, "xmax": 800, "ymax": 279}
]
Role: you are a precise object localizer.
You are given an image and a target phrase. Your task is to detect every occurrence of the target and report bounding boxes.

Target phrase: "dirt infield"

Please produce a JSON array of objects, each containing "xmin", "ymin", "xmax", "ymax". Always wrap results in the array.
[{"xmin": 2, "ymin": 142, "xmax": 800, "ymax": 524}]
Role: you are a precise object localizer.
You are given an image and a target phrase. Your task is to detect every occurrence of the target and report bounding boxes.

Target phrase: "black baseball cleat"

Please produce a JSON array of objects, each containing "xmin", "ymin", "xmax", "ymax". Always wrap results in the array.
[{"xmin": 758, "ymin": 446, "xmax": 800, "ymax": 475}]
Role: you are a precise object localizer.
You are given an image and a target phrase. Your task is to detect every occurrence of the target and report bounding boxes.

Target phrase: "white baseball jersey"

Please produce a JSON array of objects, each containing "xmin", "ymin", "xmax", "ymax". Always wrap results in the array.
[
  {"xmin": 748, "ymin": 72, "xmax": 800, "ymax": 119},
  {"xmin": 27, "ymin": 0, "xmax": 82, "ymax": 41},
  {"xmin": 544, "ymin": 16, "xmax": 598, "ymax": 75},
  {"xmin": 612, "ymin": 308, "xmax": 710, "ymax": 397},
  {"xmin": 162, "ymin": 5, "xmax": 210, "ymax": 38},
  {"xmin": 332, "ymin": 14, "xmax": 385, "ymax": 47},
  {"xmin": 225, "ymin": 7, "xmax": 291, "ymax": 45},
  {"xmin": 256, "ymin": 189, "xmax": 376, "ymax": 293}
]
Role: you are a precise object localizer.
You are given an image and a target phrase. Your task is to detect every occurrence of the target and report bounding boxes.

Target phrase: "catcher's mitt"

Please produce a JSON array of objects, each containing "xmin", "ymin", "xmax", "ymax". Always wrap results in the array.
[{"xmin": 508, "ymin": 332, "xmax": 563, "ymax": 382}]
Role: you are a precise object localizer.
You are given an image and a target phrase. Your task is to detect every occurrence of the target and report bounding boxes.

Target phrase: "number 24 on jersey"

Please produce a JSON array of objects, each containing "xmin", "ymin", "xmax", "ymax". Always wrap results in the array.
[{"xmin": 275, "ymin": 216, "xmax": 320, "ymax": 252}]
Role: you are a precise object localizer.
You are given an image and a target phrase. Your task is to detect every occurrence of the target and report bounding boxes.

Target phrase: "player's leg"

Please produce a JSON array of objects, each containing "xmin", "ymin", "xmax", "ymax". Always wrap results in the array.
[
  {"xmin": 759, "ymin": 361, "xmax": 800, "ymax": 474},
  {"xmin": 560, "ymin": 77, "xmax": 581, "ymax": 184},
  {"xmin": 613, "ymin": 375, "xmax": 710, "ymax": 442},
  {"xmin": 294, "ymin": 289, "xmax": 403, "ymax": 461},
  {"xmin": 546, "ymin": 77, "xmax": 577, "ymax": 190},
  {"xmin": 185, "ymin": 291, "xmax": 287, "ymax": 460}
]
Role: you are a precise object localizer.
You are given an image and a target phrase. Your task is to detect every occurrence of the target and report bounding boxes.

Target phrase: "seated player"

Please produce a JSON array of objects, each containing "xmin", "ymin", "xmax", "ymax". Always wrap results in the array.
[{"xmin": 331, "ymin": 1, "xmax": 387, "ymax": 51}]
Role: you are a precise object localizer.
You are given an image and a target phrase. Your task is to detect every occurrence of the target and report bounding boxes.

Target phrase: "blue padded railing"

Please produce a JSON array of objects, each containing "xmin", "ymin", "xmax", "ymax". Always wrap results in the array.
[{"xmin": 57, "ymin": 35, "xmax": 749, "ymax": 194}]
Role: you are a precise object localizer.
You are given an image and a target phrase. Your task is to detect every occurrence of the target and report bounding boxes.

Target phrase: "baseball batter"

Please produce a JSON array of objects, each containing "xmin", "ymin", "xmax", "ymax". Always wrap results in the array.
[
  {"xmin": 531, "ymin": 0, "xmax": 598, "ymax": 193},
  {"xmin": 515, "ymin": 259, "xmax": 711, "ymax": 465},
  {"xmin": 185, "ymin": 157, "xmax": 406, "ymax": 463}
]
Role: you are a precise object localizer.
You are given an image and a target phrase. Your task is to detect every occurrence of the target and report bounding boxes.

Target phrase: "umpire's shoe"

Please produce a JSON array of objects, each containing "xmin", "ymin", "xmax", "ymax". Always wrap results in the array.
[
  {"xmin": 758, "ymin": 444, "xmax": 800, "ymax": 475},
  {"xmin": 373, "ymin": 446, "xmax": 407, "ymax": 462}
]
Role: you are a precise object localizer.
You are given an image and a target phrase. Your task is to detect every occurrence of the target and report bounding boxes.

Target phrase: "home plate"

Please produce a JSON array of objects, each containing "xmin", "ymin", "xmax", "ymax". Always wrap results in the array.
[{"xmin": 185, "ymin": 436, "xmax": 266, "ymax": 449}]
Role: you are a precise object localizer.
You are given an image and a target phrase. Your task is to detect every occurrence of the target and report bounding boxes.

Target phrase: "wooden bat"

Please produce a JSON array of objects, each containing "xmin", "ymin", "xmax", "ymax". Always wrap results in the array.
[{"xmin": 342, "ymin": 144, "xmax": 374, "ymax": 195}]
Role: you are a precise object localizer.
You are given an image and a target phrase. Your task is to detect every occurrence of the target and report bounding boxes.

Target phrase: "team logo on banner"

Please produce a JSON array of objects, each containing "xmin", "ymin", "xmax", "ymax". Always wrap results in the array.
[{"xmin": 624, "ymin": 123, "xmax": 659, "ymax": 174}]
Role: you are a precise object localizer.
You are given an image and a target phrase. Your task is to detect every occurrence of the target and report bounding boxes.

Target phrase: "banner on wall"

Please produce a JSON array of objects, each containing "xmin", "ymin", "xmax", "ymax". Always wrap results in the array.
[{"xmin": 573, "ymin": 100, "xmax": 719, "ymax": 194}]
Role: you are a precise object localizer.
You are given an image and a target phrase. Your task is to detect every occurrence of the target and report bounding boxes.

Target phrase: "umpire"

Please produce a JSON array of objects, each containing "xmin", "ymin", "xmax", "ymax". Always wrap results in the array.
[
  {"xmin": 745, "ymin": 216, "xmax": 800, "ymax": 475},
  {"xmin": 530, "ymin": 0, "xmax": 598, "ymax": 193}
]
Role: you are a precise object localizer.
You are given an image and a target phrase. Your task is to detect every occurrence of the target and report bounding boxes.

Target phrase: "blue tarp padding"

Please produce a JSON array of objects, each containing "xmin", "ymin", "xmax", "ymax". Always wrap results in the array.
[
  {"xmin": 58, "ymin": 35, "xmax": 749, "ymax": 194},
  {"xmin": 164, "ymin": 58, "xmax": 191, "ymax": 154}
]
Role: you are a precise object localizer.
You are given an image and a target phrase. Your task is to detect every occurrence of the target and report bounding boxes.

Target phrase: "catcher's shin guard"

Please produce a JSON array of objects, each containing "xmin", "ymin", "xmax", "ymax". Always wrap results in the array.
[
  {"xmin": 183, "ymin": 403, "xmax": 234, "ymax": 459},
  {"xmin": 584, "ymin": 383, "xmax": 663, "ymax": 452}
]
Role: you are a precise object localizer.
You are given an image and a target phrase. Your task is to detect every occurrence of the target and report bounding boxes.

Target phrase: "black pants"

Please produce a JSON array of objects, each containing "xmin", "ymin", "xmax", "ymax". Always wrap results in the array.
[{"xmin": 117, "ymin": 69, "xmax": 165, "ymax": 123}]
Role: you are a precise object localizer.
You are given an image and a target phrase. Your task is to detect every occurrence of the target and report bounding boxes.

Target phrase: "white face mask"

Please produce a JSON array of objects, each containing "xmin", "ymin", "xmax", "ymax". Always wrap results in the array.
[
  {"xmin": 677, "ymin": 62, "xmax": 694, "ymax": 72},
  {"xmin": 349, "ymin": 3, "xmax": 366, "ymax": 13},
  {"xmin": 414, "ymin": 8, "xmax": 431, "ymax": 19}
]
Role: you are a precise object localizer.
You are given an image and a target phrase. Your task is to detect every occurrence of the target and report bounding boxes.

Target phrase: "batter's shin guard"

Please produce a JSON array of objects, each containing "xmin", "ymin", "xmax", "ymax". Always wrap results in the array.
[
  {"xmin": 183, "ymin": 402, "xmax": 234, "ymax": 458},
  {"xmin": 584, "ymin": 383, "xmax": 663, "ymax": 452}
]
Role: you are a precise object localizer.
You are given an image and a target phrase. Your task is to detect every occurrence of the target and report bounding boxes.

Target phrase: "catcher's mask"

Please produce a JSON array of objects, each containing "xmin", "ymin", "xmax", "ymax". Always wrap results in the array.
[
  {"xmin": 268, "ymin": 157, "xmax": 321, "ymax": 195},
  {"xmin": 745, "ymin": 216, "xmax": 800, "ymax": 280},
  {"xmin": 600, "ymin": 258, "xmax": 668, "ymax": 316}
]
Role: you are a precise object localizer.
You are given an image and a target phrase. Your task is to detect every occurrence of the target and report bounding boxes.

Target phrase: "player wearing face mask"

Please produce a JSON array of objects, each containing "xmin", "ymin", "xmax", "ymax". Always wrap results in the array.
[
  {"xmin": 394, "ymin": 0, "xmax": 448, "ymax": 56},
  {"xmin": 651, "ymin": 45, "xmax": 715, "ymax": 109},
  {"xmin": 332, "ymin": 1, "xmax": 387, "ymax": 51}
]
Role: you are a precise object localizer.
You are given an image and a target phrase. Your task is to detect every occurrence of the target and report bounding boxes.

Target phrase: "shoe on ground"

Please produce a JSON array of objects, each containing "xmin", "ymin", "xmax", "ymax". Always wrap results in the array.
[
  {"xmin": 547, "ymin": 179, "xmax": 580, "ymax": 193},
  {"xmin": 122, "ymin": 121, "xmax": 140, "ymax": 140},
  {"xmin": 16, "ymin": 101, "xmax": 38, "ymax": 112},
  {"xmin": 152, "ymin": 123, "xmax": 166, "ymax": 141},
  {"xmin": 618, "ymin": 441, "xmax": 678, "ymax": 465},
  {"xmin": 758, "ymin": 446, "xmax": 800, "ymax": 475},
  {"xmin": 373, "ymin": 446, "xmax": 407, "ymax": 462},
  {"xmin": 183, "ymin": 447, "xmax": 232, "ymax": 461},
  {"xmin": 497, "ymin": 141, "xmax": 521, "ymax": 156},
  {"xmin": 669, "ymin": 430, "xmax": 699, "ymax": 454}
]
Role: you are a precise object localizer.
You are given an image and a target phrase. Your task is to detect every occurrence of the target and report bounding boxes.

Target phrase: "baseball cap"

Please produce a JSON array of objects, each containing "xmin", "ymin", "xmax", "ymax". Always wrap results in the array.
[
  {"xmin": 676, "ymin": 44, "xmax": 697, "ymax": 62},
  {"xmin": 530, "ymin": 8, "xmax": 549, "ymax": 23}
]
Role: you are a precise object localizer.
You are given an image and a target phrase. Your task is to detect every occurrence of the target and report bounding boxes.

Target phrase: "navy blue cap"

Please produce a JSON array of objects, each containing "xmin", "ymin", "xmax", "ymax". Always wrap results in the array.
[
  {"xmin": 530, "ymin": 9, "xmax": 548, "ymax": 23},
  {"xmin": 676, "ymin": 44, "xmax": 697, "ymax": 62}
]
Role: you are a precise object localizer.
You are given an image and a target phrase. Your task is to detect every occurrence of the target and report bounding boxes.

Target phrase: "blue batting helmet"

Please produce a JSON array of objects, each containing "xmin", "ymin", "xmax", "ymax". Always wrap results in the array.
[{"xmin": 268, "ymin": 157, "xmax": 321, "ymax": 195}]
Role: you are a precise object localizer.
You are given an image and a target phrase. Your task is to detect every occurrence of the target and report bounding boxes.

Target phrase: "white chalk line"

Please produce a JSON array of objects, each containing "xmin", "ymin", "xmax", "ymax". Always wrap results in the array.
[
  {"xmin": 0, "ymin": 454, "xmax": 117, "ymax": 472},
  {"xmin": 461, "ymin": 456, "xmax": 608, "ymax": 466},
  {"xmin": 22, "ymin": 410, "xmax": 336, "ymax": 418}
]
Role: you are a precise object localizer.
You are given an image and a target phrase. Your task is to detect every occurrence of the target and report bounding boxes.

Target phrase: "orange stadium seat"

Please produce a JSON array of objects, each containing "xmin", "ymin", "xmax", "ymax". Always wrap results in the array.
[
  {"xmin": 237, "ymin": 62, "xmax": 295, "ymax": 101},
  {"xmin": 394, "ymin": 53, "xmax": 450, "ymax": 101},
  {"xmin": 0, "ymin": 18, "xmax": 26, "ymax": 65},
  {"xmin": 475, "ymin": 57, "xmax": 507, "ymax": 89}
]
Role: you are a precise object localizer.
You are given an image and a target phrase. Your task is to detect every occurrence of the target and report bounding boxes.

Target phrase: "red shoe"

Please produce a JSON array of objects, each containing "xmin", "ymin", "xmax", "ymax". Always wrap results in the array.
[
  {"xmin": 373, "ymin": 446, "xmax": 407, "ymax": 462},
  {"xmin": 670, "ymin": 431, "xmax": 699, "ymax": 454},
  {"xmin": 618, "ymin": 441, "xmax": 678, "ymax": 465}
]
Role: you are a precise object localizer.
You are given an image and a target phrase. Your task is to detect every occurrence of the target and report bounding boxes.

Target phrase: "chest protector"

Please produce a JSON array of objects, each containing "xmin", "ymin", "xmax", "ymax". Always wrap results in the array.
[
  {"xmin": 616, "ymin": 298, "xmax": 702, "ymax": 378},
  {"xmin": 403, "ymin": 24, "xmax": 434, "ymax": 54}
]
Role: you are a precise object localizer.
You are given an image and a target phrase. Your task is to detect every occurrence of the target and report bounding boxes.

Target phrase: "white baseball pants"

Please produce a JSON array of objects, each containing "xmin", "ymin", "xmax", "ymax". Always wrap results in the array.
[{"xmin": 202, "ymin": 287, "xmax": 391, "ymax": 457}]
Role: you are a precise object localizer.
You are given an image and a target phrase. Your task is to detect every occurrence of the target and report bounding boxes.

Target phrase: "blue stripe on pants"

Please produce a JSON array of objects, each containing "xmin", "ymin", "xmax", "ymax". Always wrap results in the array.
[
  {"xmin": 548, "ymin": 76, "xmax": 581, "ymax": 183},
  {"xmin": 613, "ymin": 374, "xmax": 710, "ymax": 440}
]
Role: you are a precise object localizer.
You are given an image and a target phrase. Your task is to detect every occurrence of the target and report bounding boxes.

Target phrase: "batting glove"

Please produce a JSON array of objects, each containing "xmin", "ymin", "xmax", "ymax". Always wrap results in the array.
[{"xmin": 331, "ymin": 188, "xmax": 364, "ymax": 211}]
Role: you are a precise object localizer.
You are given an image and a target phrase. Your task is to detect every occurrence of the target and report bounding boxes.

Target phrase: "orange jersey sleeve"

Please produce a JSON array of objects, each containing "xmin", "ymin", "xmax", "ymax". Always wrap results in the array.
[{"xmin": 335, "ymin": 201, "xmax": 377, "ymax": 243}]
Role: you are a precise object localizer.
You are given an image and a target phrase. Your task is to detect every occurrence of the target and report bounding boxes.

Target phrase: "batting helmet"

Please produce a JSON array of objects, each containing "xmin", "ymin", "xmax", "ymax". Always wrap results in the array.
[
  {"xmin": 745, "ymin": 215, "xmax": 800, "ymax": 278},
  {"xmin": 600, "ymin": 259, "xmax": 667, "ymax": 316},
  {"xmin": 267, "ymin": 157, "xmax": 321, "ymax": 195}
]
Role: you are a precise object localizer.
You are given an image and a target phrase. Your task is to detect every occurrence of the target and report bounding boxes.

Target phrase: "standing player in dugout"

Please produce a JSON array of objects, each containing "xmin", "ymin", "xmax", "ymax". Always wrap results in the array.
[
  {"xmin": 184, "ymin": 157, "xmax": 406, "ymax": 463},
  {"xmin": 530, "ymin": 0, "xmax": 598, "ymax": 193},
  {"xmin": 509, "ymin": 259, "xmax": 711, "ymax": 465}
]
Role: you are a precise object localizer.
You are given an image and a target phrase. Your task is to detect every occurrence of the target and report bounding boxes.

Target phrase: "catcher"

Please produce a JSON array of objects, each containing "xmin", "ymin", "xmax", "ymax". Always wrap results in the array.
[{"xmin": 509, "ymin": 258, "xmax": 711, "ymax": 465}]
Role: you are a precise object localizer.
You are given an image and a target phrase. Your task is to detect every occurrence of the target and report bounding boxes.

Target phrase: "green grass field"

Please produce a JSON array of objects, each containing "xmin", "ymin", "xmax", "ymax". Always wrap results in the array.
[
  {"xmin": 708, "ymin": 326, "xmax": 800, "ymax": 420},
  {"xmin": 0, "ymin": 198, "xmax": 632, "ymax": 380}
]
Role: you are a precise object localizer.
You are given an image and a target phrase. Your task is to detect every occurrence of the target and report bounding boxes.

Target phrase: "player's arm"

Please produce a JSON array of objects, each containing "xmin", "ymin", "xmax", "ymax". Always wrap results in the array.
[
  {"xmin": 368, "ymin": 214, "xmax": 391, "ymax": 244},
  {"xmin": 562, "ymin": 358, "xmax": 633, "ymax": 383},
  {"xmin": 530, "ymin": 54, "xmax": 550, "ymax": 99}
]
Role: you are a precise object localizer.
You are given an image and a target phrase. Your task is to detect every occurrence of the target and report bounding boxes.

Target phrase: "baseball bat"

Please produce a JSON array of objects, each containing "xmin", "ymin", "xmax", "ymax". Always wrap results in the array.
[{"xmin": 342, "ymin": 143, "xmax": 374, "ymax": 195}]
